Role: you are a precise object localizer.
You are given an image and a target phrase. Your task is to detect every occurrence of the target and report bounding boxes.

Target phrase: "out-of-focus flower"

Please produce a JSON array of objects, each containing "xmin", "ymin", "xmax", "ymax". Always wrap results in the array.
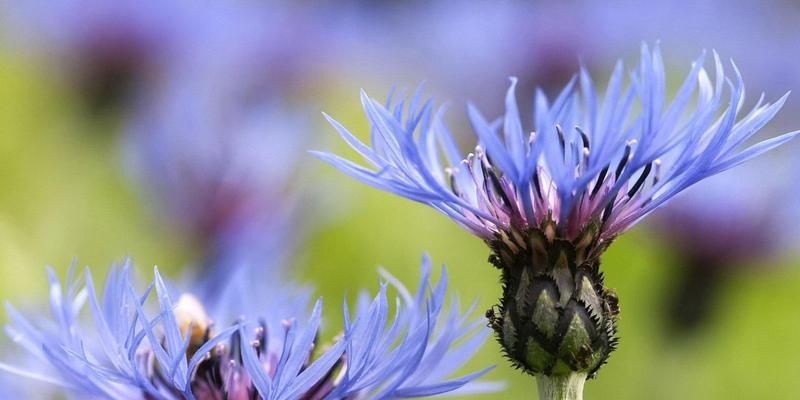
[
  {"xmin": 122, "ymin": 62, "xmax": 318, "ymax": 310},
  {"xmin": 654, "ymin": 165, "xmax": 789, "ymax": 270},
  {"xmin": 2, "ymin": 0, "xmax": 323, "ymax": 112},
  {"xmin": 0, "ymin": 373, "xmax": 27, "ymax": 398},
  {"xmin": 3, "ymin": 0, "xmax": 186, "ymax": 110},
  {"xmin": 584, "ymin": 0, "xmax": 800, "ymax": 91},
  {"xmin": 0, "ymin": 256, "xmax": 495, "ymax": 399},
  {"xmin": 332, "ymin": 1, "xmax": 800, "ymax": 120},
  {"xmin": 332, "ymin": 1, "xmax": 601, "ymax": 112},
  {"xmin": 124, "ymin": 76, "xmax": 308, "ymax": 283},
  {"xmin": 650, "ymin": 162, "xmax": 794, "ymax": 334},
  {"xmin": 315, "ymin": 45, "xmax": 797, "ymax": 384},
  {"xmin": 113, "ymin": 0, "xmax": 334, "ymax": 295}
]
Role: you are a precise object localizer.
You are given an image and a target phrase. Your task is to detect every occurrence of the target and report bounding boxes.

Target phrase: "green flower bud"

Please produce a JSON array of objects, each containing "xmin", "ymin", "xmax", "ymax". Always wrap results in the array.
[{"xmin": 486, "ymin": 219, "xmax": 619, "ymax": 378}]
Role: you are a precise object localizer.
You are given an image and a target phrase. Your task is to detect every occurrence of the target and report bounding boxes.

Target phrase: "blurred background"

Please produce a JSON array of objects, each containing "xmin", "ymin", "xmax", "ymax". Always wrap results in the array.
[{"xmin": 1, "ymin": 0, "xmax": 799, "ymax": 398}]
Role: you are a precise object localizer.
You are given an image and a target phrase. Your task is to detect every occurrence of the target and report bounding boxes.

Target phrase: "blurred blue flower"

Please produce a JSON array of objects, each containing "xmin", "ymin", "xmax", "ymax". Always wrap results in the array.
[
  {"xmin": 123, "ymin": 76, "xmax": 309, "ymax": 282},
  {"xmin": 331, "ymin": 1, "xmax": 800, "ymax": 127},
  {"xmin": 315, "ymin": 45, "xmax": 796, "ymax": 246},
  {"xmin": 331, "ymin": 1, "xmax": 598, "ymax": 112},
  {"xmin": 110, "ymin": 1, "xmax": 334, "ymax": 298},
  {"xmin": 0, "ymin": 256, "xmax": 496, "ymax": 399},
  {"xmin": 2, "ymin": 0, "xmax": 324, "ymax": 110},
  {"xmin": 3, "ymin": 0, "xmax": 190, "ymax": 109},
  {"xmin": 653, "ymin": 163, "xmax": 792, "ymax": 268},
  {"xmin": 583, "ymin": 1, "xmax": 800, "ymax": 95},
  {"xmin": 648, "ymin": 161, "xmax": 796, "ymax": 334}
]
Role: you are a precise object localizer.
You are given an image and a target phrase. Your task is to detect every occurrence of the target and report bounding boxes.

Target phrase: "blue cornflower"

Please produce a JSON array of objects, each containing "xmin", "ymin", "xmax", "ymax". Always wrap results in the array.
[
  {"xmin": 2, "ymin": 0, "xmax": 323, "ymax": 110},
  {"xmin": 315, "ymin": 45, "xmax": 798, "ymax": 381},
  {"xmin": 123, "ymin": 74, "xmax": 308, "ymax": 277},
  {"xmin": 122, "ymin": 72, "xmax": 315, "ymax": 305},
  {"xmin": 317, "ymin": 45, "xmax": 795, "ymax": 245},
  {"xmin": 0, "ymin": 256, "xmax": 495, "ymax": 399},
  {"xmin": 117, "ymin": 3, "xmax": 325, "ymax": 294},
  {"xmin": 3, "ymin": 0, "xmax": 194, "ymax": 109}
]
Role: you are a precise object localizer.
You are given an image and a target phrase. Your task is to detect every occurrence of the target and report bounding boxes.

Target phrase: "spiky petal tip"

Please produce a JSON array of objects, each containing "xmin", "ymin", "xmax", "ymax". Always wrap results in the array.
[{"xmin": 0, "ymin": 257, "xmax": 497, "ymax": 399}]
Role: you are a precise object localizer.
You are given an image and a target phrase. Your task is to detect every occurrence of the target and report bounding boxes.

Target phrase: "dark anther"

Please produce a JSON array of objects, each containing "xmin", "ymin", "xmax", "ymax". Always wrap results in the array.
[
  {"xmin": 576, "ymin": 127, "xmax": 590, "ymax": 150},
  {"xmin": 590, "ymin": 165, "xmax": 610, "ymax": 198},
  {"xmin": 230, "ymin": 330, "xmax": 243, "ymax": 364},
  {"xmin": 532, "ymin": 171, "xmax": 545, "ymax": 201},
  {"xmin": 556, "ymin": 125, "xmax": 566, "ymax": 155},
  {"xmin": 601, "ymin": 199, "xmax": 615, "ymax": 224},
  {"xmin": 626, "ymin": 162, "xmax": 653, "ymax": 198},
  {"xmin": 486, "ymin": 167, "xmax": 512, "ymax": 208},
  {"xmin": 448, "ymin": 171, "xmax": 460, "ymax": 196},
  {"xmin": 614, "ymin": 143, "xmax": 633, "ymax": 179},
  {"xmin": 258, "ymin": 320, "xmax": 269, "ymax": 354}
]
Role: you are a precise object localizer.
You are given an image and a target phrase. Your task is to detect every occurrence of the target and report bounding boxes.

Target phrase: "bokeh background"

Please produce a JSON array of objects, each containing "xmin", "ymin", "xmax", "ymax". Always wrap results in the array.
[{"xmin": 1, "ymin": 0, "xmax": 800, "ymax": 398}]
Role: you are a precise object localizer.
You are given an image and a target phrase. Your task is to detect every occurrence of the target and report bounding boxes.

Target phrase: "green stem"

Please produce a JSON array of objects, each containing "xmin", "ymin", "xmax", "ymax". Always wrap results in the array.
[{"xmin": 536, "ymin": 373, "xmax": 587, "ymax": 400}]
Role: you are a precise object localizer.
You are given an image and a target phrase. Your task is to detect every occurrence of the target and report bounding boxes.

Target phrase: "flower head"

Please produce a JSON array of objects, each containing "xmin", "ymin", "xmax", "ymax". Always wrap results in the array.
[
  {"xmin": 124, "ymin": 78, "xmax": 308, "ymax": 270},
  {"xmin": 317, "ymin": 45, "xmax": 794, "ymax": 248},
  {"xmin": 315, "ymin": 45, "xmax": 797, "ymax": 378},
  {"xmin": 0, "ymin": 257, "xmax": 495, "ymax": 399}
]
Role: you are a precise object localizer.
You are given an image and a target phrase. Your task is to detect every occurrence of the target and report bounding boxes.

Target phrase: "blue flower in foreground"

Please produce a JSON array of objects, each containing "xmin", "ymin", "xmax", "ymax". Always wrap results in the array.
[
  {"xmin": 315, "ymin": 45, "xmax": 798, "ymax": 382},
  {"xmin": 0, "ymin": 257, "xmax": 495, "ymax": 399},
  {"xmin": 316, "ymin": 45, "xmax": 795, "ymax": 244}
]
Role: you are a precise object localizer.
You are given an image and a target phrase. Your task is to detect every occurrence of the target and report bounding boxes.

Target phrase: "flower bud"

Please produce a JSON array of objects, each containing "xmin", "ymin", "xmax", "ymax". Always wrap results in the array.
[{"xmin": 486, "ymin": 220, "xmax": 619, "ymax": 377}]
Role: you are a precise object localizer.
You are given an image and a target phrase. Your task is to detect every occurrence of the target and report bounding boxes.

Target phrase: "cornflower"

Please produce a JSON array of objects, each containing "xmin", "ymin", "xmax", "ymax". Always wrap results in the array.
[
  {"xmin": 0, "ymin": 256, "xmax": 495, "ymax": 399},
  {"xmin": 315, "ymin": 45, "xmax": 797, "ymax": 398}
]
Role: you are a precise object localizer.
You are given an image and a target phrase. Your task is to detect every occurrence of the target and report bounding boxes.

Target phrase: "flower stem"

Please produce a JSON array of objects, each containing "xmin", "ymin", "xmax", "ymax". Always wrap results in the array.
[{"xmin": 536, "ymin": 373, "xmax": 587, "ymax": 400}]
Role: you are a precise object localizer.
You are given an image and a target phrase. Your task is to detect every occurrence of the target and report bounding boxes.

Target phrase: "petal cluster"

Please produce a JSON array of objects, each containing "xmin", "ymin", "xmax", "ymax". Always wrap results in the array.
[
  {"xmin": 316, "ymin": 45, "xmax": 796, "ymax": 245},
  {"xmin": 0, "ymin": 257, "xmax": 493, "ymax": 399}
]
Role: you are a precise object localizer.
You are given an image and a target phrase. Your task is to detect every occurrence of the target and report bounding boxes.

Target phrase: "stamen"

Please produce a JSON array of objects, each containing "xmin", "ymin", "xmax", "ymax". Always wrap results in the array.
[
  {"xmin": 230, "ymin": 329, "xmax": 243, "ymax": 364},
  {"xmin": 614, "ymin": 140, "xmax": 636, "ymax": 179},
  {"xmin": 576, "ymin": 127, "xmax": 590, "ymax": 150},
  {"xmin": 445, "ymin": 167, "xmax": 459, "ymax": 195},
  {"xmin": 485, "ymin": 166, "xmax": 510, "ymax": 208},
  {"xmin": 581, "ymin": 148, "xmax": 590, "ymax": 172},
  {"xmin": 590, "ymin": 165, "xmax": 609, "ymax": 198},
  {"xmin": 652, "ymin": 159, "xmax": 662, "ymax": 185},
  {"xmin": 627, "ymin": 162, "xmax": 653, "ymax": 198},
  {"xmin": 601, "ymin": 199, "xmax": 615, "ymax": 224},
  {"xmin": 258, "ymin": 320, "xmax": 268, "ymax": 354},
  {"xmin": 556, "ymin": 125, "xmax": 566, "ymax": 155},
  {"xmin": 532, "ymin": 171, "xmax": 544, "ymax": 201}
]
